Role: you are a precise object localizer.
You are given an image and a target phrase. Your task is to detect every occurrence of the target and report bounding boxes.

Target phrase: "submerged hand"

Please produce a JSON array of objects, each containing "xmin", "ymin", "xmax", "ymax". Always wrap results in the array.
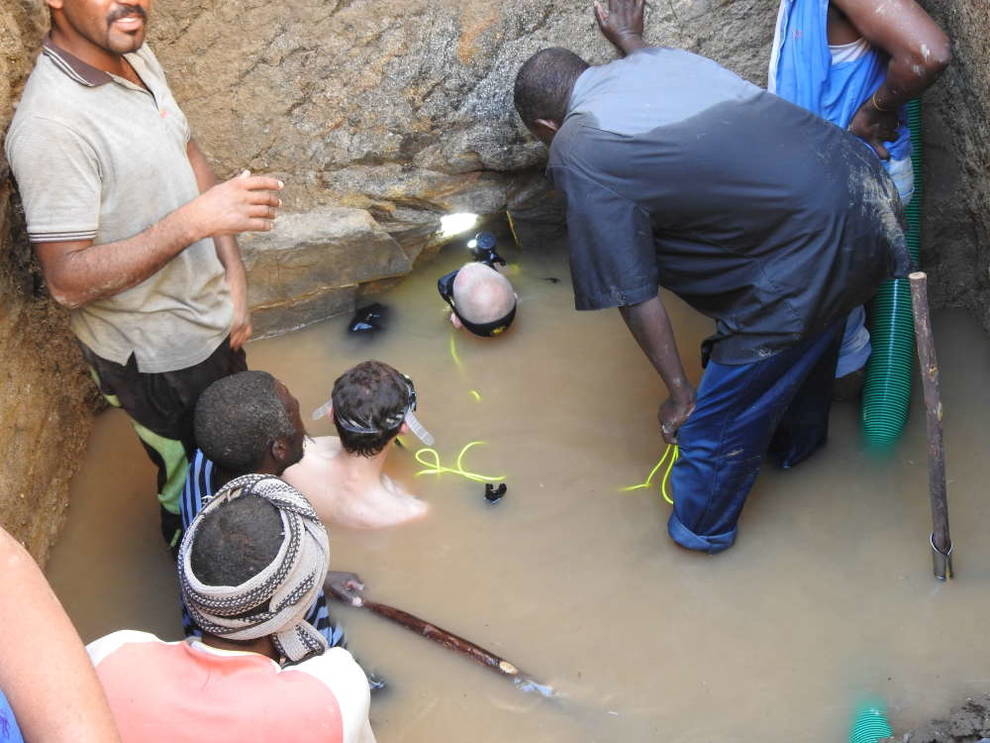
[
  {"xmin": 325, "ymin": 571, "xmax": 365, "ymax": 606},
  {"xmin": 594, "ymin": 0, "xmax": 647, "ymax": 55},
  {"xmin": 658, "ymin": 388, "xmax": 696, "ymax": 445},
  {"xmin": 848, "ymin": 102, "xmax": 899, "ymax": 160}
]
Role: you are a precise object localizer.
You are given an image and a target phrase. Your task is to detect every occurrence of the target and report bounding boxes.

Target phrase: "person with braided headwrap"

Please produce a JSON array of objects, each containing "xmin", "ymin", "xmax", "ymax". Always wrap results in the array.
[
  {"xmin": 285, "ymin": 361, "xmax": 432, "ymax": 529},
  {"xmin": 86, "ymin": 475, "xmax": 377, "ymax": 743},
  {"xmin": 180, "ymin": 370, "xmax": 362, "ymax": 650}
]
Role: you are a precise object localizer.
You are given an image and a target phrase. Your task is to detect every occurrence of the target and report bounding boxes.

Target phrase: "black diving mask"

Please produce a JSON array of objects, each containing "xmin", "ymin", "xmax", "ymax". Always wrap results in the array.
[
  {"xmin": 311, "ymin": 372, "xmax": 434, "ymax": 445},
  {"xmin": 437, "ymin": 268, "xmax": 517, "ymax": 338}
]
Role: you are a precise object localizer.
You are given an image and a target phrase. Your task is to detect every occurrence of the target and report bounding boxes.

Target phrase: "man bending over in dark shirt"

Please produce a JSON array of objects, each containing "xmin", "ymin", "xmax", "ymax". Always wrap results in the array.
[{"xmin": 513, "ymin": 0, "xmax": 909, "ymax": 553}]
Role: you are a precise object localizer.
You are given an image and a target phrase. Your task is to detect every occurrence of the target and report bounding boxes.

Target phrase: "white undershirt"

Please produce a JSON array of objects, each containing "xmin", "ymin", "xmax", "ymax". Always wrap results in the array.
[{"xmin": 829, "ymin": 36, "xmax": 871, "ymax": 65}]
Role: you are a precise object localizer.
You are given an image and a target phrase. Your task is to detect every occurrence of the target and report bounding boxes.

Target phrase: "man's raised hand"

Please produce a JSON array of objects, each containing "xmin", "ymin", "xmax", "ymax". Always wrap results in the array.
[
  {"xmin": 184, "ymin": 170, "xmax": 284, "ymax": 240},
  {"xmin": 594, "ymin": 0, "xmax": 647, "ymax": 55}
]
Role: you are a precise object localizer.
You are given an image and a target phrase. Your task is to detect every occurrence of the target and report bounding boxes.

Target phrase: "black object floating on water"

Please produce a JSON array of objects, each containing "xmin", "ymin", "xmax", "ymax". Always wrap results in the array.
[
  {"xmin": 541, "ymin": 276, "xmax": 560, "ymax": 284},
  {"xmin": 485, "ymin": 482, "xmax": 507, "ymax": 504},
  {"xmin": 348, "ymin": 303, "xmax": 389, "ymax": 334}
]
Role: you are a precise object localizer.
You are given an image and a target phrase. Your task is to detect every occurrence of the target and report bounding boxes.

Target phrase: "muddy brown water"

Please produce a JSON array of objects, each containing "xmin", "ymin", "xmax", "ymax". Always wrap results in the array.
[{"xmin": 47, "ymin": 239, "xmax": 990, "ymax": 742}]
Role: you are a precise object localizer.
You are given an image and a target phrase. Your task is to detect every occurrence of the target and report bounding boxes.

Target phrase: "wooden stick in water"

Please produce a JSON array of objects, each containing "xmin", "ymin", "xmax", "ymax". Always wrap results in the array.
[
  {"xmin": 354, "ymin": 597, "xmax": 556, "ymax": 697},
  {"xmin": 908, "ymin": 271, "xmax": 953, "ymax": 580}
]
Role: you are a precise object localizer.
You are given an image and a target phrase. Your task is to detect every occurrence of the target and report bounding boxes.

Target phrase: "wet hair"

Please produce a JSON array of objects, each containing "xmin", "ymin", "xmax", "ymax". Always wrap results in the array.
[
  {"xmin": 514, "ymin": 47, "xmax": 590, "ymax": 128},
  {"xmin": 331, "ymin": 361, "xmax": 410, "ymax": 457},
  {"xmin": 453, "ymin": 263, "xmax": 516, "ymax": 324},
  {"xmin": 194, "ymin": 371, "xmax": 297, "ymax": 474},
  {"xmin": 189, "ymin": 493, "xmax": 283, "ymax": 587}
]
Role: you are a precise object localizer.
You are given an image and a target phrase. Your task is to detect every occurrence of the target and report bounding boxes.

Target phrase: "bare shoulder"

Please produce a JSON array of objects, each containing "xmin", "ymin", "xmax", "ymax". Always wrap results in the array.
[
  {"xmin": 308, "ymin": 435, "xmax": 343, "ymax": 456},
  {"xmin": 283, "ymin": 436, "xmax": 340, "ymax": 489}
]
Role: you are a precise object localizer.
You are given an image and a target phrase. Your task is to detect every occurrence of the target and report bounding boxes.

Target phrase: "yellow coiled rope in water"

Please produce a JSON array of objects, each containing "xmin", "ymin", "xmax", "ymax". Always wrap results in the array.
[
  {"xmin": 415, "ymin": 441, "xmax": 506, "ymax": 484},
  {"xmin": 620, "ymin": 444, "xmax": 679, "ymax": 504}
]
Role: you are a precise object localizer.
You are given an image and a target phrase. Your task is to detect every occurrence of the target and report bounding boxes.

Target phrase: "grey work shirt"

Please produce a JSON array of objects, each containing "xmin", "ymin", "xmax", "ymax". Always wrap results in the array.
[
  {"xmin": 547, "ymin": 47, "xmax": 909, "ymax": 364},
  {"xmin": 5, "ymin": 38, "xmax": 231, "ymax": 373}
]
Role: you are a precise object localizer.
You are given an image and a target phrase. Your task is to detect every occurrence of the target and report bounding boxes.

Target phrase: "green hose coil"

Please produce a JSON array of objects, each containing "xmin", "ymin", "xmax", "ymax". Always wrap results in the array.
[
  {"xmin": 849, "ymin": 701, "xmax": 894, "ymax": 743},
  {"xmin": 861, "ymin": 99, "xmax": 923, "ymax": 448}
]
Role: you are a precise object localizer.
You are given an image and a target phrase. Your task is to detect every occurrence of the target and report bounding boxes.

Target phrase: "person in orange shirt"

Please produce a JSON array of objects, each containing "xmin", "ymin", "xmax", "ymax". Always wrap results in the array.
[{"xmin": 86, "ymin": 475, "xmax": 376, "ymax": 743}]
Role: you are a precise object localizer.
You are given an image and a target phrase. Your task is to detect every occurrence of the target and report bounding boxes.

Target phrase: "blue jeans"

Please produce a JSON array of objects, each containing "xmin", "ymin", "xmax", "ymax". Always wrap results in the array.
[{"xmin": 668, "ymin": 324, "xmax": 842, "ymax": 553}]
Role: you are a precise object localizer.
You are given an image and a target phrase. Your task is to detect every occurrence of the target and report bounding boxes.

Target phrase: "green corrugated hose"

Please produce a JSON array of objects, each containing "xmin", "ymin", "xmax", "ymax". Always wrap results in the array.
[
  {"xmin": 861, "ymin": 99, "xmax": 923, "ymax": 448},
  {"xmin": 849, "ymin": 701, "xmax": 894, "ymax": 743}
]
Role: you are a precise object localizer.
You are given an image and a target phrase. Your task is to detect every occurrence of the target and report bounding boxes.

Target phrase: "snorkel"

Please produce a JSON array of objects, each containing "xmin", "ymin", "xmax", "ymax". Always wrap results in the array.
[{"xmin": 403, "ymin": 410, "xmax": 435, "ymax": 447}]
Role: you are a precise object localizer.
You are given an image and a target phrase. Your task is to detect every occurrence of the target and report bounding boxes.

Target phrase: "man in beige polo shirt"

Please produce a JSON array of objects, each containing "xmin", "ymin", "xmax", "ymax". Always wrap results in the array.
[{"xmin": 5, "ymin": 0, "xmax": 283, "ymax": 549}]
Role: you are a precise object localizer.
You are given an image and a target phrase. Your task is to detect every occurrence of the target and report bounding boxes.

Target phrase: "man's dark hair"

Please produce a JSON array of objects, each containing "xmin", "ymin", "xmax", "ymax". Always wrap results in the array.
[
  {"xmin": 514, "ymin": 47, "xmax": 590, "ymax": 127},
  {"xmin": 189, "ymin": 494, "xmax": 283, "ymax": 586},
  {"xmin": 332, "ymin": 360, "xmax": 409, "ymax": 458},
  {"xmin": 194, "ymin": 371, "xmax": 296, "ymax": 474}
]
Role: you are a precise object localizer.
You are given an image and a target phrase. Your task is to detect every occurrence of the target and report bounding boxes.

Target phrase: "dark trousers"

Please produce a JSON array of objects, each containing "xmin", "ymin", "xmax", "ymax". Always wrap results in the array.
[
  {"xmin": 668, "ymin": 323, "xmax": 842, "ymax": 554},
  {"xmin": 82, "ymin": 337, "xmax": 247, "ymax": 524}
]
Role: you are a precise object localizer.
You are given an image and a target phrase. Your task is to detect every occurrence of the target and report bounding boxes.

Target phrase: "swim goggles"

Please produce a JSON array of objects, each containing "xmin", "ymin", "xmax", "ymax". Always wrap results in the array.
[
  {"xmin": 311, "ymin": 372, "xmax": 434, "ymax": 446},
  {"xmin": 437, "ymin": 269, "xmax": 517, "ymax": 338}
]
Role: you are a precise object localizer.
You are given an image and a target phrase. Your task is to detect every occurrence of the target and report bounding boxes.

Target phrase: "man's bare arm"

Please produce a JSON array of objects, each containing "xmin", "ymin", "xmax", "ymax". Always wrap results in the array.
[
  {"xmin": 0, "ymin": 527, "xmax": 122, "ymax": 742},
  {"xmin": 619, "ymin": 296, "xmax": 696, "ymax": 443},
  {"xmin": 834, "ymin": 0, "xmax": 951, "ymax": 157},
  {"xmin": 35, "ymin": 172, "xmax": 282, "ymax": 310},
  {"xmin": 186, "ymin": 140, "xmax": 255, "ymax": 349}
]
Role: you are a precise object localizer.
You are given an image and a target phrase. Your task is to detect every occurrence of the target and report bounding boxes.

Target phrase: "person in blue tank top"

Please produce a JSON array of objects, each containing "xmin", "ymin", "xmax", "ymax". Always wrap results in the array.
[{"xmin": 769, "ymin": 0, "xmax": 950, "ymax": 389}]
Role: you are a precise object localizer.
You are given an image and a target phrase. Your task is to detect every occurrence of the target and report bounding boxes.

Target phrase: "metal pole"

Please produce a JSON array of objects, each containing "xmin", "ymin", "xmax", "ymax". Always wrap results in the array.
[{"xmin": 908, "ymin": 271, "xmax": 953, "ymax": 580}]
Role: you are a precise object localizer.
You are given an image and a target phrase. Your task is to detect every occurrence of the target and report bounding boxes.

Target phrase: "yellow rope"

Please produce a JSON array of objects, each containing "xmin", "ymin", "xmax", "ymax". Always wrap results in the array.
[
  {"xmin": 415, "ymin": 441, "xmax": 506, "ymax": 484},
  {"xmin": 449, "ymin": 333, "xmax": 462, "ymax": 368},
  {"xmin": 619, "ymin": 444, "xmax": 679, "ymax": 504},
  {"xmin": 469, "ymin": 389, "xmax": 482, "ymax": 402}
]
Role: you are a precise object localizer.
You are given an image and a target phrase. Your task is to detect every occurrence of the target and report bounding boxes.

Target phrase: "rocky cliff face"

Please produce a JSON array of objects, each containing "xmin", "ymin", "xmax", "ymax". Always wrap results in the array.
[
  {"xmin": 920, "ymin": 0, "xmax": 990, "ymax": 332},
  {"xmin": 0, "ymin": 0, "xmax": 96, "ymax": 561},
  {"xmin": 152, "ymin": 0, "xmax": 989, "ymax": 333},
  {"xmin": 149, "ymin": 0, "xmax": 780, "ymax": 333}
]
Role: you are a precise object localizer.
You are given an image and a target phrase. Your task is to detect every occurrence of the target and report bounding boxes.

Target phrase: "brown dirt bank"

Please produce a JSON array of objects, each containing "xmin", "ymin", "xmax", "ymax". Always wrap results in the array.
[{"xmin": 0, "ymin": 1, "xmax": 97, "ymax": 562}]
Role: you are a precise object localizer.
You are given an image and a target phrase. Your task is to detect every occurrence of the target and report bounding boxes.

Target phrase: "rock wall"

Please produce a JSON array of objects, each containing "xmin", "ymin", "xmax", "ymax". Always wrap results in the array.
[
  {"xmin": 151, "ymin": 0, "xmax": 990, "ymax": 332},
  {"xmin": 0, "ymin": 0, "xmax": 96, "ymax": 562},
  {"xmin": 918, "ymin": 0, "xmax": 990, "ymax": 332},
  {"xmin": 886, "ymin": 694, "xmax": 990, "ymax": 741},
  {"xmin": 150, "ymin": 0, "xmax": 781, "ymax": 332}
]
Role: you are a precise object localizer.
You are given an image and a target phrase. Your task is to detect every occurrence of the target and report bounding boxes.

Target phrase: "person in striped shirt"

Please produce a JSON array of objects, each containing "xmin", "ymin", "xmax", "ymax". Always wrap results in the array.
[{"xmin": 180, "ymin": 370, "xmax": 354, "ymax": 649}]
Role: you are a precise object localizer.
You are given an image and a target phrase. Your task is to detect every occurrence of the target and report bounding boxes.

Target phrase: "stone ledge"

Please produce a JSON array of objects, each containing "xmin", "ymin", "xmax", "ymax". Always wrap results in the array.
[{"xmin": 241, "ymin": 206, "xmax": 412, "ymax": 336}]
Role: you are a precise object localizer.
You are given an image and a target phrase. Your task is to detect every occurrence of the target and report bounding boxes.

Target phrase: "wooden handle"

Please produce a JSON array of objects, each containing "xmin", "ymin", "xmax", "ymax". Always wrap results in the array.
[
  {"xmin": 908, "ymin": 271, "xmax": 953, "ymax": 576},
  {"xmin": 357, "ymin": 598, "xmax": 554, "ymax": 695}
]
